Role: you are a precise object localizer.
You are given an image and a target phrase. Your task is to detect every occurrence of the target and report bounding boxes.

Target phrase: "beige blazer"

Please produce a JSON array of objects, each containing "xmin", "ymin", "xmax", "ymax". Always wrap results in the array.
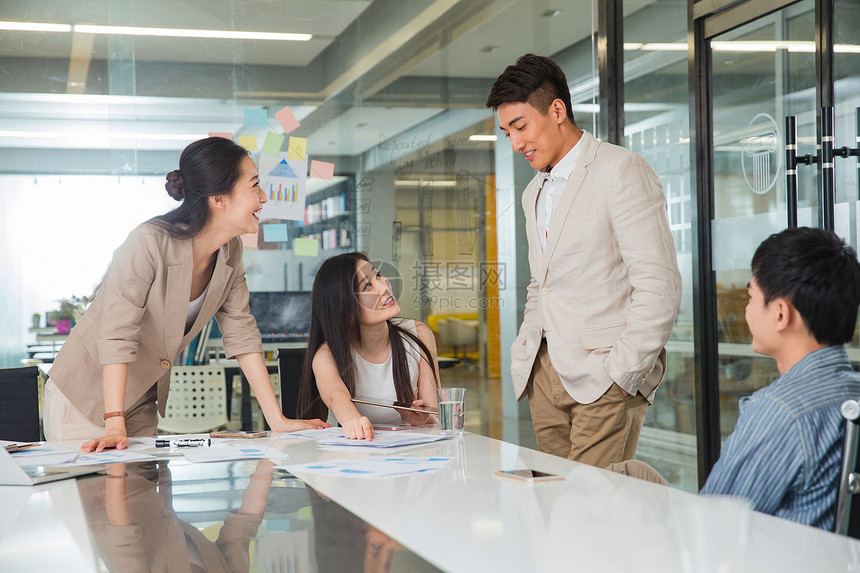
[
  {"xmin": 49, "ymin": 222, "xmax": 263, "ymax": 426},
  {"xmin": 510, "ymin": 132, "xmax": 682, "ymax": 404}
]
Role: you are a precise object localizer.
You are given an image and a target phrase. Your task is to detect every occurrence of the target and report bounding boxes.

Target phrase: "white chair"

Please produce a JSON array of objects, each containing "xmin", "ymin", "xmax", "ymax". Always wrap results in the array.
[
  {"xmin": 439, "ymin": 317, "xmax": 479, "ymax": 360},
  {"xmin": 835, "ymin": 398, "xmax": 860, "ymax": 538},
  {"xmin": 158, "ymin": 365, "xmax": 228, "ymax": 434}
]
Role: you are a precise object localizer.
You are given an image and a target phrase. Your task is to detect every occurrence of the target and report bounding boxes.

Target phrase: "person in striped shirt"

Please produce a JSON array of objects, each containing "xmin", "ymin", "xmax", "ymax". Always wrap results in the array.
[{"xmin": 699, "ymin": 226, "xmax": 860, "ymax": 529}]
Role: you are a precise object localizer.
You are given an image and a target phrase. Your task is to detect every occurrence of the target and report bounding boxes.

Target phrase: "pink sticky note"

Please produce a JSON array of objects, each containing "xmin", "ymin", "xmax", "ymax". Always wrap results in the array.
[
  {"xmin": 310, "ymin": 160, "xmax": 335, "ymax": 180},
  {"xmin": 275, "ymin": 106, "xmax": 301, "ymax": 134},
  {"xmin": 240, "ymin": 232, "xmax": 258, "ymax": 249},
  {"xmin": 209, "ymin": 132, "xmax": 233, "ymax": 140}
]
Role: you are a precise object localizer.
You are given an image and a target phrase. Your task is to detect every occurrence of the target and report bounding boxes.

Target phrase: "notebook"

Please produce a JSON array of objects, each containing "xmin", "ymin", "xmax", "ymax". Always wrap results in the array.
[{"xmin": 0, "ymin": 447, "xmax": 104, "ymax": 486}]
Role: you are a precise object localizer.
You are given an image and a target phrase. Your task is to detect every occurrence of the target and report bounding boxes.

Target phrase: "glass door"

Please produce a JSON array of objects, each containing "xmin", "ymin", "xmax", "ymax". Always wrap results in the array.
[
  {"xmin": 833, "ymin": 0, "xmax": 860, "ymax": 360},
  {"xmin": 708, "ymin": 1, "xmax": 816, "ymax": 439}
]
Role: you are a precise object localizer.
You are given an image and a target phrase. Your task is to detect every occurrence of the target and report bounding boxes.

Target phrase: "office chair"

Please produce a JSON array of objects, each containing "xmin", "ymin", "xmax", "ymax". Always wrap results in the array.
[
  {"xmin": 158, "ymin": 366, "xmax": 228, "ymax": 434},
  {"xmin": 0, "ymin": 366, "xmax": 41, "ymax": 441},
  {"xmin": 834, "ymin": 398, "xmax": 860, "ymax": 538},
  {"xmin": 275, "ymin": 348, "xmax": 306, "ymax": 420}
]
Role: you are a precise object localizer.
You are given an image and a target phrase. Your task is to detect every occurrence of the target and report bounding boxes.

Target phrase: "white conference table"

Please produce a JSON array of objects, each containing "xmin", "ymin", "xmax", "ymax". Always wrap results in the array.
[{"xmin": 0, "ymin": 429, "xmax": 857, "ymax": 572}]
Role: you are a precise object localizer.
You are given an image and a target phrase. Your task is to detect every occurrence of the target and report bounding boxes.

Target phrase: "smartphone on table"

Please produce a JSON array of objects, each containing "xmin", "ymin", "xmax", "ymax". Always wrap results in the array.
[{"xmin": 494, "ymin": 469, "xmax": 564, "ymax": 483}]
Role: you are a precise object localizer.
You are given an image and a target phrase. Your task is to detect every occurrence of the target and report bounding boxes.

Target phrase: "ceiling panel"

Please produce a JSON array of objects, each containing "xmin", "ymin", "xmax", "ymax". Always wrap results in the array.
[
  {"xmin": 0, "ymin": 0, "xmax": 372, "ymax": 66},
  {"xmin": 308, "ymin": 105, "xmax": 446, "ymax": 156}
]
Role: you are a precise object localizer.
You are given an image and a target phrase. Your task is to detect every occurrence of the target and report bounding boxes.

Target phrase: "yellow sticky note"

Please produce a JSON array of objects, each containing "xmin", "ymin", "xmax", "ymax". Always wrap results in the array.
[
  {"xmin": 293, "ymin": 237, "xmax": 318, "ymax": 257},
  {"xmin": 238, "ymin": 135, "xmax": 258, "ymax": 151},
  {"xmin": 262, "ymin": 132, "xmax": 284, "ymax": 156},
  {"xmin": 287, "ymin": 136, "xmax": 307, "ymax": 161}
]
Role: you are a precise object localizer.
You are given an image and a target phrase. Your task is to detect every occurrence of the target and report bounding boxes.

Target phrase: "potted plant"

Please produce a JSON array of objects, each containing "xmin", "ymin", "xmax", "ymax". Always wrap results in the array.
[
  {"xmin": 31, "ymin": 313, "xmax": 41, "ymax": 329},
  {"xmin": 54, "ymin": 295, "xmax": 89, "ymax": 334}
]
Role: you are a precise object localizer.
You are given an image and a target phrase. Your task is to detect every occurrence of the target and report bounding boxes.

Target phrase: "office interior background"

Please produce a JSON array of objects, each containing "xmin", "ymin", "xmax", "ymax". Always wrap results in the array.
[{"xmin": 1, "ymin": 0, "xmax": 858, "ymax": 492}]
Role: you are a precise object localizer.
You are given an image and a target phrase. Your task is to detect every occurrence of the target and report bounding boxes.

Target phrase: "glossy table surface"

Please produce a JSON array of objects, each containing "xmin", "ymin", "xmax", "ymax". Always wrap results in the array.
[{"xmin": 1, "ymin": 429, "xmax": 858, "ymax": 572}]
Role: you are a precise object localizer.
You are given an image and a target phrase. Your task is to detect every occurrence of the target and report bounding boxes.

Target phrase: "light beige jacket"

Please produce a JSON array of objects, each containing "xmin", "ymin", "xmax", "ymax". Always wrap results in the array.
[
  {"xmin": 50, "ymin": 221, "xmax": 262, "ymax": 425},
  {"xmin": 510, "ymin": 132, "xmax": 682, "ymax": 404}
]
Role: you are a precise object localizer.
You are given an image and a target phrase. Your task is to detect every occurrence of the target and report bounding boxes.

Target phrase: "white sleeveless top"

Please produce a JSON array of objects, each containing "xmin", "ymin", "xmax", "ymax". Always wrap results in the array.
[
  {"xmin": 185, "ymin": 282, "xmax": 210, "ymax": 333},
  {"xmin": 350, "ymin": 319, "xmax": 421, "ymax": 425}
]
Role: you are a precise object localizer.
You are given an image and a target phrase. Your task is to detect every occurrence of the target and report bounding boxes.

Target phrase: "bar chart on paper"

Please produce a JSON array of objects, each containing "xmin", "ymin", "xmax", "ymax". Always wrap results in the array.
[{"xmin": 259, "ymin": 152, "xmax": 307, "ymax": 221}]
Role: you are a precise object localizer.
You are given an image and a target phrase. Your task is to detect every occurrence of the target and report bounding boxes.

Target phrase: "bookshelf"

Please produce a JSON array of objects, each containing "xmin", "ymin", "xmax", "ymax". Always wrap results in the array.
[{"xmin": 300, "ymin": 179, "xmax": 353, "ymax": 251}]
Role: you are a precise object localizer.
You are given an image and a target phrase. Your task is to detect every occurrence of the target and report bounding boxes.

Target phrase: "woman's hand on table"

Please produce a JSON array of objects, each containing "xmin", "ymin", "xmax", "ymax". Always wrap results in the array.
[
  {"xmin": 81, "ymin": 432, "xmax": 129, "ymax": 453},
  {"xmin": 399, "ymin": 399, "xmax": 435, "ymax": 426},
  {"xmin": 270, "ymin": 417, "xmax": 331, "ymax": 433},
  {"xmin": 341, "ymin": 416, "xmax": 374, "ymax": 440}
]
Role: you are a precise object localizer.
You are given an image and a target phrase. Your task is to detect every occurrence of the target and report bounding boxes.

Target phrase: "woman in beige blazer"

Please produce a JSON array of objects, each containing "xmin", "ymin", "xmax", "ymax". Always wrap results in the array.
[{"xmin": 44, "ymin": 137, "xmax": 328, "ymax": 451}]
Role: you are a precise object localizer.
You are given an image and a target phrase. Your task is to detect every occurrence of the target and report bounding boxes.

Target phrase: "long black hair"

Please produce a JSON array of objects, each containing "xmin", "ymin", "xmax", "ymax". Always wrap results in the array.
[
  {"xmin": 297, "ymin": 252, "xmax": 438, "ymax": 420},
  {"xmin": 151, "ymin": 136, "xmax": 250, "ymax": 239}
]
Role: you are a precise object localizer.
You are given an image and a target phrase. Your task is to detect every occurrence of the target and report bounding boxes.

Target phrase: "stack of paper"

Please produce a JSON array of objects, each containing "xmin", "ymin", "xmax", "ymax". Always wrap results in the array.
[
  {"xmin": 317, "ymin": 432, "xmax": 449, "ymax": 449},
  {"xmin": 280, "ymin": 456, "xmax": 453, "ymax": 478}
]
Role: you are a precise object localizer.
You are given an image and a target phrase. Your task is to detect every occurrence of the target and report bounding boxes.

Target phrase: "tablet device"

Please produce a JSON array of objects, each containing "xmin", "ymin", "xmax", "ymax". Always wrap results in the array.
[
  {"xmin": 494, "ymin": 469, "xmax": 564, "ymax": 483},
  {"xmin": 352, "ymin": 396, "xmax": 438, "ymax": 414}
]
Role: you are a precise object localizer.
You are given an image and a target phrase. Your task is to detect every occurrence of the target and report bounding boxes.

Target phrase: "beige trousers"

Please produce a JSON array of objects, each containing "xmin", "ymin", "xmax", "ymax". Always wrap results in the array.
[
  {"xmin": 526, "ymin": 340, "xmax": 650, "ymax": 467},
  {"xmin": 43, "ymin": 379, "xmax": 159, "ymax": 441},
  {"xmin": 606, "ymin": 459, "xmax": 670, "ymax": 486}
]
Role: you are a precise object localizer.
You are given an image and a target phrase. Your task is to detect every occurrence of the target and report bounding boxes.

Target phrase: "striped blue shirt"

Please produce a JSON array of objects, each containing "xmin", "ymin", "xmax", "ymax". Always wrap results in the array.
[{"xmin": 700, "ymin": 345, "xmax": 860, "ymax": 530}]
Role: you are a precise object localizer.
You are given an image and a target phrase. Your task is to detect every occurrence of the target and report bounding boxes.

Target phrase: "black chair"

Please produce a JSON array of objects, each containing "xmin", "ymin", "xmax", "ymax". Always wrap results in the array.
[
  {"xmin": 834, "ymin": 398, "xmax": 860, "ymax": 538},
  {"xmin": 275, "ymin": 347, "xmax": 306, "ymax": 420},
  {"xmin": 0, "ymin": 366, "xmax": 41, "ymax": 442}
]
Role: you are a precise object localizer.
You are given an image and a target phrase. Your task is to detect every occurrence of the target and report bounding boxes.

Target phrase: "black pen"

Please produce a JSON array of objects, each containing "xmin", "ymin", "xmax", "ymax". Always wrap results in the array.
[{"xmin": 155, "ymin": 438, "xmax": 211, "ymax": 448}]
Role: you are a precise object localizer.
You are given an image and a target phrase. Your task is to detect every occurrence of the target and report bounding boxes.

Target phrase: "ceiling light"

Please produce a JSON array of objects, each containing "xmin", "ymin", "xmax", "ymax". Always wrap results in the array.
[
  {"xmin": 480, "ymin": 46, "xmax": 500, "ymax": 53},
  {"xmin": 74, "ymin": 24, "xmax": 312, "ymax": 42},
  {"xmin": 469, "ymin": 135, "xmax": 497, "ymax": 142},
  {"xmin": 394, "ymin": 180, "xmax": 456, "ymax": 187},
  {"xmin": 541, "ymin": 10, "xmax": 562, "ymax": 18},
  {"xmin": 836, "ymin": 44, "xmax": 860, "ymax": 53},
  {"xmin": 641, "ymin": 43, "xmax": 688, "ymax": 51},
  {"xmin": 623, "ymin": 43, "xmax": 643, "ymax": 51},
  {"xmin": 0, "ymin": 21, "xmax": 72, "ymax": 33},
  {"xmin": 712, "ymin": 41, "xmax": 776, "ymax": 52}
]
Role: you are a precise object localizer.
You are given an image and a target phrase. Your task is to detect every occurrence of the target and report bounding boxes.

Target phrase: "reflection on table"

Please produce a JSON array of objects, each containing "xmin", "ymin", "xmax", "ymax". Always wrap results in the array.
[{"xmin": 0, "ymin": 431, "xmax": 856, "ymax": 572}]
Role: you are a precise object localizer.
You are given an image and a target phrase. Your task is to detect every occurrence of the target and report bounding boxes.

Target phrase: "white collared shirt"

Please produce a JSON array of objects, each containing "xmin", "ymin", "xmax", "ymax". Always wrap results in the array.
[{"xmin": 535, "ymin": 132, "xmax": 586, "ymax": 251}]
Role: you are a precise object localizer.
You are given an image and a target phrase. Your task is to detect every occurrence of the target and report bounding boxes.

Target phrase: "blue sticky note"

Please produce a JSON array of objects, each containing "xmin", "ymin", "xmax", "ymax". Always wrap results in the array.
[
  {"xmin": 244, "ymin": 108, "xmax": 268, "ymax": 126},
  {"xmin": 263, "ymin": 223, "xmax": 289, "ymax": 242}
]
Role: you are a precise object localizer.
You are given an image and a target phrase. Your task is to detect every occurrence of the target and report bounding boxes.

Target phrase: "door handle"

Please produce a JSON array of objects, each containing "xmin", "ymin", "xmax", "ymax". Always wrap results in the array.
[{"xmin": 785, "ymin": 115, "xmax": 817, "ymax": 228}]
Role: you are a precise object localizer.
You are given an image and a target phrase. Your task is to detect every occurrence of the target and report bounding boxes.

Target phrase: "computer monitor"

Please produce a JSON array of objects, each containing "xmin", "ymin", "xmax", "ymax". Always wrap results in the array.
[{"xmin": 248, "ymin": 291, "xmax": 313, "ymax": 343}]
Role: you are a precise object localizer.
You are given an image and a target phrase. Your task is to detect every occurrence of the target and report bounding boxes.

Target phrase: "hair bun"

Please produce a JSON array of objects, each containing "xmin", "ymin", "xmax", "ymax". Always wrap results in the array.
[{"xmin": 165, "ymin": 170, "xmax": 185, "ymax": 200}]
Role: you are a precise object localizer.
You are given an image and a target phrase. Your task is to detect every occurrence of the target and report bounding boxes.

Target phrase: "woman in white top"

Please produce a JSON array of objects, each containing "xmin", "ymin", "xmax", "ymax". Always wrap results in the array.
[{"xmin": 298, "ymin": 252, "xmax": 440, "ymax": 439}]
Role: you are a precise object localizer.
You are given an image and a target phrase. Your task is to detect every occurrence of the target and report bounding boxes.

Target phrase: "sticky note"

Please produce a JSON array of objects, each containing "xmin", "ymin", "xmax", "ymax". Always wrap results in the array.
[
  {"xmin": 293, "ymin": 237, "xmax": 319, "ymax": 257},
  {"xmin": 287, "ymin": 136, "xmax": 307, "ymax": 161},
  {"xmin": 262, "ymin": 223, "xmax": 289, "ymax": 242},
  {"xmin": 274, "ymin": 105, "xmax": 301, "ymax": 134},
  {"xmin": 209, "ymin": 132, "xmax": 232, "ymax": 140},
  {"xmin": 244, "ymin": 108, "xmax": 268, "ymax": 126},
  {"xmin": 240, "ymin": 232, "xmax": 258, "ymax": 249},
  {"xmin": 310, "ymin": 160, "xmax": 335, "ymax": 180},
  {"xmin": 262, "ymin": 132, "xmax": 284, "ymax": 156},
  {"xmin": 238, "ymin": 135, "xmax": 258, "ymax": 151}
]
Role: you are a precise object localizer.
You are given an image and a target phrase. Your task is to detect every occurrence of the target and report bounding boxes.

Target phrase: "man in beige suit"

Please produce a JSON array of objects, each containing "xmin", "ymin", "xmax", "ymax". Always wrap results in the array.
[{"xmin": 486, "ymin": 54, "xmax": 681, "ymax": 466}]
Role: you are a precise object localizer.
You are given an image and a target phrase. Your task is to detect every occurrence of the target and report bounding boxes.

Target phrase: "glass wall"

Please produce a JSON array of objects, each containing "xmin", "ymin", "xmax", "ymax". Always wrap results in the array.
[
  {"xmin": 0, "ymin": 0, "xmax": 703, "ymax": 483},
  {"xmin": 709, "ymin": 2, "xmax": 816, "ymax": 448},
  {"xmin": 623, "ymin": 0, "xmax": 694, "ymax": 491},
  {"xmin": 0, "ymin": 0, "xmax": 599, "ymax": 438},
  {"xmin": 834, "ymin": 0, "xmax": 860, "ymax": 359}
]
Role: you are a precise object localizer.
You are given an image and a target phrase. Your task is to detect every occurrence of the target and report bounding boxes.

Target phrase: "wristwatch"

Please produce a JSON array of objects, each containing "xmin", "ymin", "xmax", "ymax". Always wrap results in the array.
[{"xmin": 102, "ymin": 410, "xmax": 126, "ymax": 420}]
